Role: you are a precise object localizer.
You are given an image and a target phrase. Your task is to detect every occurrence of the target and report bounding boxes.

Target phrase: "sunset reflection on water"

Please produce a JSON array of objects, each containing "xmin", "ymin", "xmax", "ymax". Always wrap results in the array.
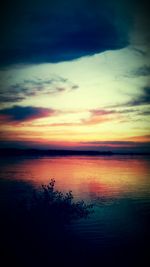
[{"xmin": 1, "ymin": 155, "xmax": 150, "ymax": 201}]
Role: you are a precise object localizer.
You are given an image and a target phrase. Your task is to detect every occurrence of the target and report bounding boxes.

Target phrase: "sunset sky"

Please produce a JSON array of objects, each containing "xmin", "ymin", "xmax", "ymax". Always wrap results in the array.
[{"xmin": 0, "ymin": 0, "xmax": 150, "ymax": 152}]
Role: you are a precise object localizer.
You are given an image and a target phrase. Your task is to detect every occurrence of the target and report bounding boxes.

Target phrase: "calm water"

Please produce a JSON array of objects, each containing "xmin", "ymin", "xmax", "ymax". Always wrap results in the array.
[{"xmin": 0, "ymin": 155, "xmax": 150, "ymax": 249}]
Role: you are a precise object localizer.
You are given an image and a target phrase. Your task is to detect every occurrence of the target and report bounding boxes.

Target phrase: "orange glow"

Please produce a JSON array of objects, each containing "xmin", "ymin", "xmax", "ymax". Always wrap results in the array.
[
  {"xmin": 126, "ymin": 135, "xmax": 150, "ymax": 142},
  {"xmin": 1, "ymin": 156, "xmax": 149, "ymax": 199}
]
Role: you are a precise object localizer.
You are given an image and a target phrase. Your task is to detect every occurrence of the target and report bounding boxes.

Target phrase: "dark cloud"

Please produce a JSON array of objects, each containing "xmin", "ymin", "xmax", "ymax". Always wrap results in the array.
[
  {"xmin": 0, "ymin": 95, "xmax": 25, "ymax": 103},
  {"xmin": 0, "ymin": 138, "xmax": 150, "ymax": 152},
  {"xmin": 75, "ymin": 139, "xmax": 150, "ymax": 153},
  {"xmin": 81, "ymin": 140, "xmax": 138, "ymax": 146},
  {"xmin": 108, "ymin": 87, "xmax": 150, "ymax": 109},
  {"xmin": 131, "ymin": 47, "xmax": 147, "ymax": 56},
  {"xmin": 124, "ymin": 65, "xmax": 150, "ymax": 78},
  {"xmin": 0, "ymin": 76, "xmax": 78, "ymax": 103},
  {"xmin": 71, "ymin": 85, "xmax": 79, "ymax": 90},
  {"xmin": 125, "ymin": 87, "xmax": 150, "ymax": 107},
  {"xmin": 132, "ymin": 66, "xmax": 150, "ymax": 76},
  {"xmin": 0, "ymin": 105, "xmax": 55, "ymax": 123},
  {"xmin": 117, "ymin": 108, "xmax": 138, "ymax": 114},
  {"xmin": 138, "ymin": 110, "xmax": 150, "ymax": 116},
  {"xmin": 0, "ymin": 0, "xmax": 133, "ymax": 65}
]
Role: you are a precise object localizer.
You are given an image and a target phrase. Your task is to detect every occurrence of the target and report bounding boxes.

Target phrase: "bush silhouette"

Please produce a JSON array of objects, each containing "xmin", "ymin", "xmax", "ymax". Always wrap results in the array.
[
  {"xmin": 27, "ymin": 179, "xmax": 93, "ymax": 226},
  {"xmin": 1, "ymin": 179, "xmax": 93, "ymax": 267}
]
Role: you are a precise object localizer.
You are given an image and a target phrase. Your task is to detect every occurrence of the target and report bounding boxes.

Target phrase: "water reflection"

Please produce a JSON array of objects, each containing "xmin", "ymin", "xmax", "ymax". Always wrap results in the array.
[
  {"xmin": 0, "ymin": 156, "xmax": 150, "ymax": 200},
  {"xmin": 0, "ymin": 155, "xmax": 150, "ymax": 266}
]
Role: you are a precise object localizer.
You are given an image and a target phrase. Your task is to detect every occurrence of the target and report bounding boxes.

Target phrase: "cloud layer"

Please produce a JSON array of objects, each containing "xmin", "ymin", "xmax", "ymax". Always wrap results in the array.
[
  {"xmin": 0, "ymin": 105, "xmax": 55, "ymax": 123},
  {"xmin": 0, "ymin": 1, "xmax": 149, "ymax": 152},
  {"xmin": 0, "ymin": 75, "xmax": 78, "ymax": 104},
  {"xmin": 0, "ymin": 0, "xmax": 132, "ymax": 65},
  {"xmin": 123, "ymin": 87, "xmax": 150, "ymax": 107}
]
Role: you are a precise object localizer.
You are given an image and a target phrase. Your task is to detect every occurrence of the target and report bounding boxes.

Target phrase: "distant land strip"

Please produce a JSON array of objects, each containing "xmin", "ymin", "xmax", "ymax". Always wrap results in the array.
[{"xmin": 0, "ymin": 148, "xmax": 150, "ymax": 157}]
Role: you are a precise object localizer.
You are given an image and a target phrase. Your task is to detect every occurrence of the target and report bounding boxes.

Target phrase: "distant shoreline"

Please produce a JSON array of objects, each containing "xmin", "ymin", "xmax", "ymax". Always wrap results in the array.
[{"xmin": 0, "ymin": 148, "xmax": 150, "ymax": 157}]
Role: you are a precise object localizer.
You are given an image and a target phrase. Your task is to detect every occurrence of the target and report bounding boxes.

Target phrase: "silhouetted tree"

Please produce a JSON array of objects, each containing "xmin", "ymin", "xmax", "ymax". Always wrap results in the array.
[
  {"xmin": 28, "ymin": 179, "xmax": 93, "ymax": 226},
  {"xmin": 0, "ymin": 179, "xmax": 93, "ymax": 267}
]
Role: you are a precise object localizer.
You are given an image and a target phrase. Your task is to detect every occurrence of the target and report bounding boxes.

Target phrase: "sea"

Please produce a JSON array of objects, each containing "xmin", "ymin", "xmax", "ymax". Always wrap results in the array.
[{"xmin": 0, "ymin": 154, "xmax": 150, "ymax": 265}]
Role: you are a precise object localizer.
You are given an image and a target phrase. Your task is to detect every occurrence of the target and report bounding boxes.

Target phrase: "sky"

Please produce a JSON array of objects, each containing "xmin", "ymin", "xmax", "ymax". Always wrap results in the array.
[{"xmin": 0, "ymin": 0, "xmax": 150, "ymax": 152}]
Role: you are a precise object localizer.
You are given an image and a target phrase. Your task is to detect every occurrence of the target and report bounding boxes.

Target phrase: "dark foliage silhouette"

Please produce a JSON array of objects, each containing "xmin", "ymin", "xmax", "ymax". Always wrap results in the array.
[
  {"xmin": 0, "ymin": 179, "xmax": 93, "ymax": 267},
  {"xmin": 0, "ymin": 178, "xmax": 149, "ymax": 267},
  {"xmin": 29, "ymin": 179, "xmax": 93, "ymax": 224}
]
